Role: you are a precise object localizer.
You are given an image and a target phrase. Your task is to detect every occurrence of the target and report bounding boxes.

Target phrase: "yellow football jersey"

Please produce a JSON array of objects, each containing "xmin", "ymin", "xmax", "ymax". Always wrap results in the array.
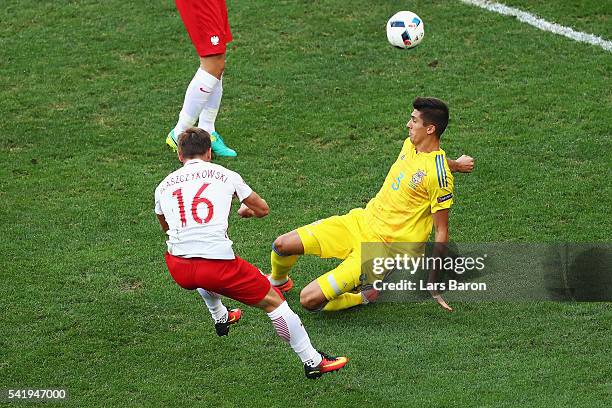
[{"xmin": 364, "ymin": 138, "xmax": 454, "ymax": 242}]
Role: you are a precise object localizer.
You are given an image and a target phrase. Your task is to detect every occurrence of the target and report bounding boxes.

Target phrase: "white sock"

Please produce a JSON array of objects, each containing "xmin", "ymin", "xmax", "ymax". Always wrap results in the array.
[
  {"xmin": 198, "ymin": 77, "xmax": 223, "ymax": 134},
  {"xmin": 173, "ymin": 68, "xmax": 220, "ymax": 136},
  {"xmin": 267, "ymin": 301, "xmax": 322, "ymax": 367},
  {"xmin": 268, "ymin": 275, "xmax": 289, "ymax": 287},
  {"xmin": 197, "ymin": 288, "xmax": 228, "ymax": 323}
]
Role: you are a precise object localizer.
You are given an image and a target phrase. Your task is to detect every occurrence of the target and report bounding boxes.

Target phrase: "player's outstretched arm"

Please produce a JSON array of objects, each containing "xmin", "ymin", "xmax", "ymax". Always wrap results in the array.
[
  {"xmin": 238, "ymin": 191, "xmax": 269, "ymax": 218},
  {"xmin": 447, "ymin": 155, "xmax": 474, "ymax": 173},
  {"xmin": 430, "ymin": 209, "xmax": 453, "ymax": 312}
]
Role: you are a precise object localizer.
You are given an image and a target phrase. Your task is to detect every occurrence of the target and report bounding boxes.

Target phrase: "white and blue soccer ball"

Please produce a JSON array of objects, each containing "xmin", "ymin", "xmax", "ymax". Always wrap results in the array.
[{"xmin": 386, "ymin": 11, "xmax": 425, "ymax": 49}]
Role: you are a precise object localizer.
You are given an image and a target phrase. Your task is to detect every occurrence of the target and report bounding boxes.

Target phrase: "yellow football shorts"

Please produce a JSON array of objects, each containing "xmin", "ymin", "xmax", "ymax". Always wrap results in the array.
[{"xmin": 296, "ymin": 208, "xmax": 381, "ymax": 300}]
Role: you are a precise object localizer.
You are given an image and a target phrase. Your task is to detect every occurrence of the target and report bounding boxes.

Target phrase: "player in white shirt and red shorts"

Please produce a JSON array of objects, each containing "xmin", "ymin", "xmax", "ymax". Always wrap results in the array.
[
  {"xmin": 155, "ymin": 127, "xmax": 348, "ymax": 379},
  {"xmin": 166, "ymin": 0, "xmax": 237, "ymax": 157}
]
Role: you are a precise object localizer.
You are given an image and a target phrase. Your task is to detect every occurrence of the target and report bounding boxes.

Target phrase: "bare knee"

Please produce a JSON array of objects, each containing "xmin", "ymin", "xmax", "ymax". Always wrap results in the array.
[
  {"xmin": 254, "ymin": 287, "xmax": 284, "ymax": 313},
  {"xmin": 273, "ymin": 234, "xmax": 289, "ymax": 255},
  {"xmin": 300, "ymin": 286, "xmax": 324, "ymax": 311},
  {"xmin": 199, "ymin": 54, "xmax": 226, "ymax": 79},
  {"xmin": 273, "ymin": 232, "xmax": 303, "ymax": 256}
]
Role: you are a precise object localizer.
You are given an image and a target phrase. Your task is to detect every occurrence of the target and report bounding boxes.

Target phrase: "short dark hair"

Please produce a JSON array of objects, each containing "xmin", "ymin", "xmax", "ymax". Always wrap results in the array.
[
  {"xmin": 178, "ymin": 127, "xmax": 212, "ymax": 158},
  {"xmin": 412, "ymin": 97, "xmax": 449, "ymax": 138}
]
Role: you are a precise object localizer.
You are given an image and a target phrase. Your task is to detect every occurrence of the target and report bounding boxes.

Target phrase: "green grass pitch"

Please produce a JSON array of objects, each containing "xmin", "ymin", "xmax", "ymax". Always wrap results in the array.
[{"xmin": 1, "ymin": 0, "xmax": 610, "ymax": 406}]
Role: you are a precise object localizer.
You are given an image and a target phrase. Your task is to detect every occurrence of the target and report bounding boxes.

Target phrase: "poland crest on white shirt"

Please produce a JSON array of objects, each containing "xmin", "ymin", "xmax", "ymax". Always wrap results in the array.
[{"xmin": 154, "ymin": 159, "xmax": 253, "ymax": 259}]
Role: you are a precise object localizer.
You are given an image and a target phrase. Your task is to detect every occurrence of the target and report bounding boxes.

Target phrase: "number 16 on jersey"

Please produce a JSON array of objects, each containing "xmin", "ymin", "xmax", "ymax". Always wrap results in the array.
[{"xmin": 172, "ymin": 182, "xmax": 214, "ymax": 227}]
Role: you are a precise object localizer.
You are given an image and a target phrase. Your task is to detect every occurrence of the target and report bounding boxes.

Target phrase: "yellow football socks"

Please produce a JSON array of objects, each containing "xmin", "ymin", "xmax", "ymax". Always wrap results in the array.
[
  {"xmin": 270, "ymin": 250, "xmax": 298, "ymax": 282},
  {"xmin": 322, "ymin": 293, "xmax": 363, "ymax": 312}
]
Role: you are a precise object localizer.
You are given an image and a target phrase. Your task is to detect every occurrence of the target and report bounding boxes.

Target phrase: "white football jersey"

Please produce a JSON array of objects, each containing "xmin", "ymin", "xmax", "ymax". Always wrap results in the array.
[{"xmin": 154, "ymin": 159, "xmax": 253, "ymax": 259}]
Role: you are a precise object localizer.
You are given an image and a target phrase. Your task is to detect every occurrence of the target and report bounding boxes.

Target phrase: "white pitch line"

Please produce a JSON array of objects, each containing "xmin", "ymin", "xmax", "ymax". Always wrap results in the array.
[{"xmin": 459, "ymin": 0, "xmax": 612, "ymax": 52}]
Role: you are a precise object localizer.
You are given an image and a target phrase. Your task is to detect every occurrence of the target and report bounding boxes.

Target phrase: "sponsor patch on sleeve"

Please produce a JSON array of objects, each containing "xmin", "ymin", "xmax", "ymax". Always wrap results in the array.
[{"xmin": 437, "ymin": 193, "xmax": 453, "ymax": 203}]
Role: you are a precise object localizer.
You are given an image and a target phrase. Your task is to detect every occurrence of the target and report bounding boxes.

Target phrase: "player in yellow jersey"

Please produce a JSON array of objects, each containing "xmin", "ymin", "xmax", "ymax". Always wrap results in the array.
[{"xmin": 268, "ymin": 97, "xmax": 474, "ymax": 312}]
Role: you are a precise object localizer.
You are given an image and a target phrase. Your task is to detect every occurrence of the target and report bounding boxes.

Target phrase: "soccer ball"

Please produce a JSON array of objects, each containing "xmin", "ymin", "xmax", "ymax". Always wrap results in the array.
[{"xmin": 386, "ymin": 11, "xmax": 425, "ymax": 49}]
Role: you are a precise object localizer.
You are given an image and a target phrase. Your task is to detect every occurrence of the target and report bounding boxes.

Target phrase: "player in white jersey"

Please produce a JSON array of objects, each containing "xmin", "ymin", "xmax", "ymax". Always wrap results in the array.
[{"xmin": 154, "ymin": 128, "xmax": 348, "ymax": 379}]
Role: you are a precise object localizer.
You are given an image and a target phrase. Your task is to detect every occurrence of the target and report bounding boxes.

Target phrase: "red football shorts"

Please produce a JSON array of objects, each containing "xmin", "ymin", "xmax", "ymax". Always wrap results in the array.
[
  {"xmin": 175, "ymin": 0, "xmax": 232, "ymax": 57},
  {"xmin": 164, "ymin": 252, "xmax": 270, "ymax": 305}
]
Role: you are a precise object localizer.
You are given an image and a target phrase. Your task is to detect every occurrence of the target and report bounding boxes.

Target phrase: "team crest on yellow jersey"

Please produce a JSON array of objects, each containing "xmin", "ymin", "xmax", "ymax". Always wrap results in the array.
[{"xmin": 408, "ymin": 169, "xmax": 426, "ymax": 190}]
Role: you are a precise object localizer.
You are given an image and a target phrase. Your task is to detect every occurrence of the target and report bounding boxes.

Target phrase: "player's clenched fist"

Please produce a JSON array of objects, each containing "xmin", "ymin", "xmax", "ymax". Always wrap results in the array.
[{"xmin": 238, "ymin": 203, "xmax": 255, "ymax": 218}]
